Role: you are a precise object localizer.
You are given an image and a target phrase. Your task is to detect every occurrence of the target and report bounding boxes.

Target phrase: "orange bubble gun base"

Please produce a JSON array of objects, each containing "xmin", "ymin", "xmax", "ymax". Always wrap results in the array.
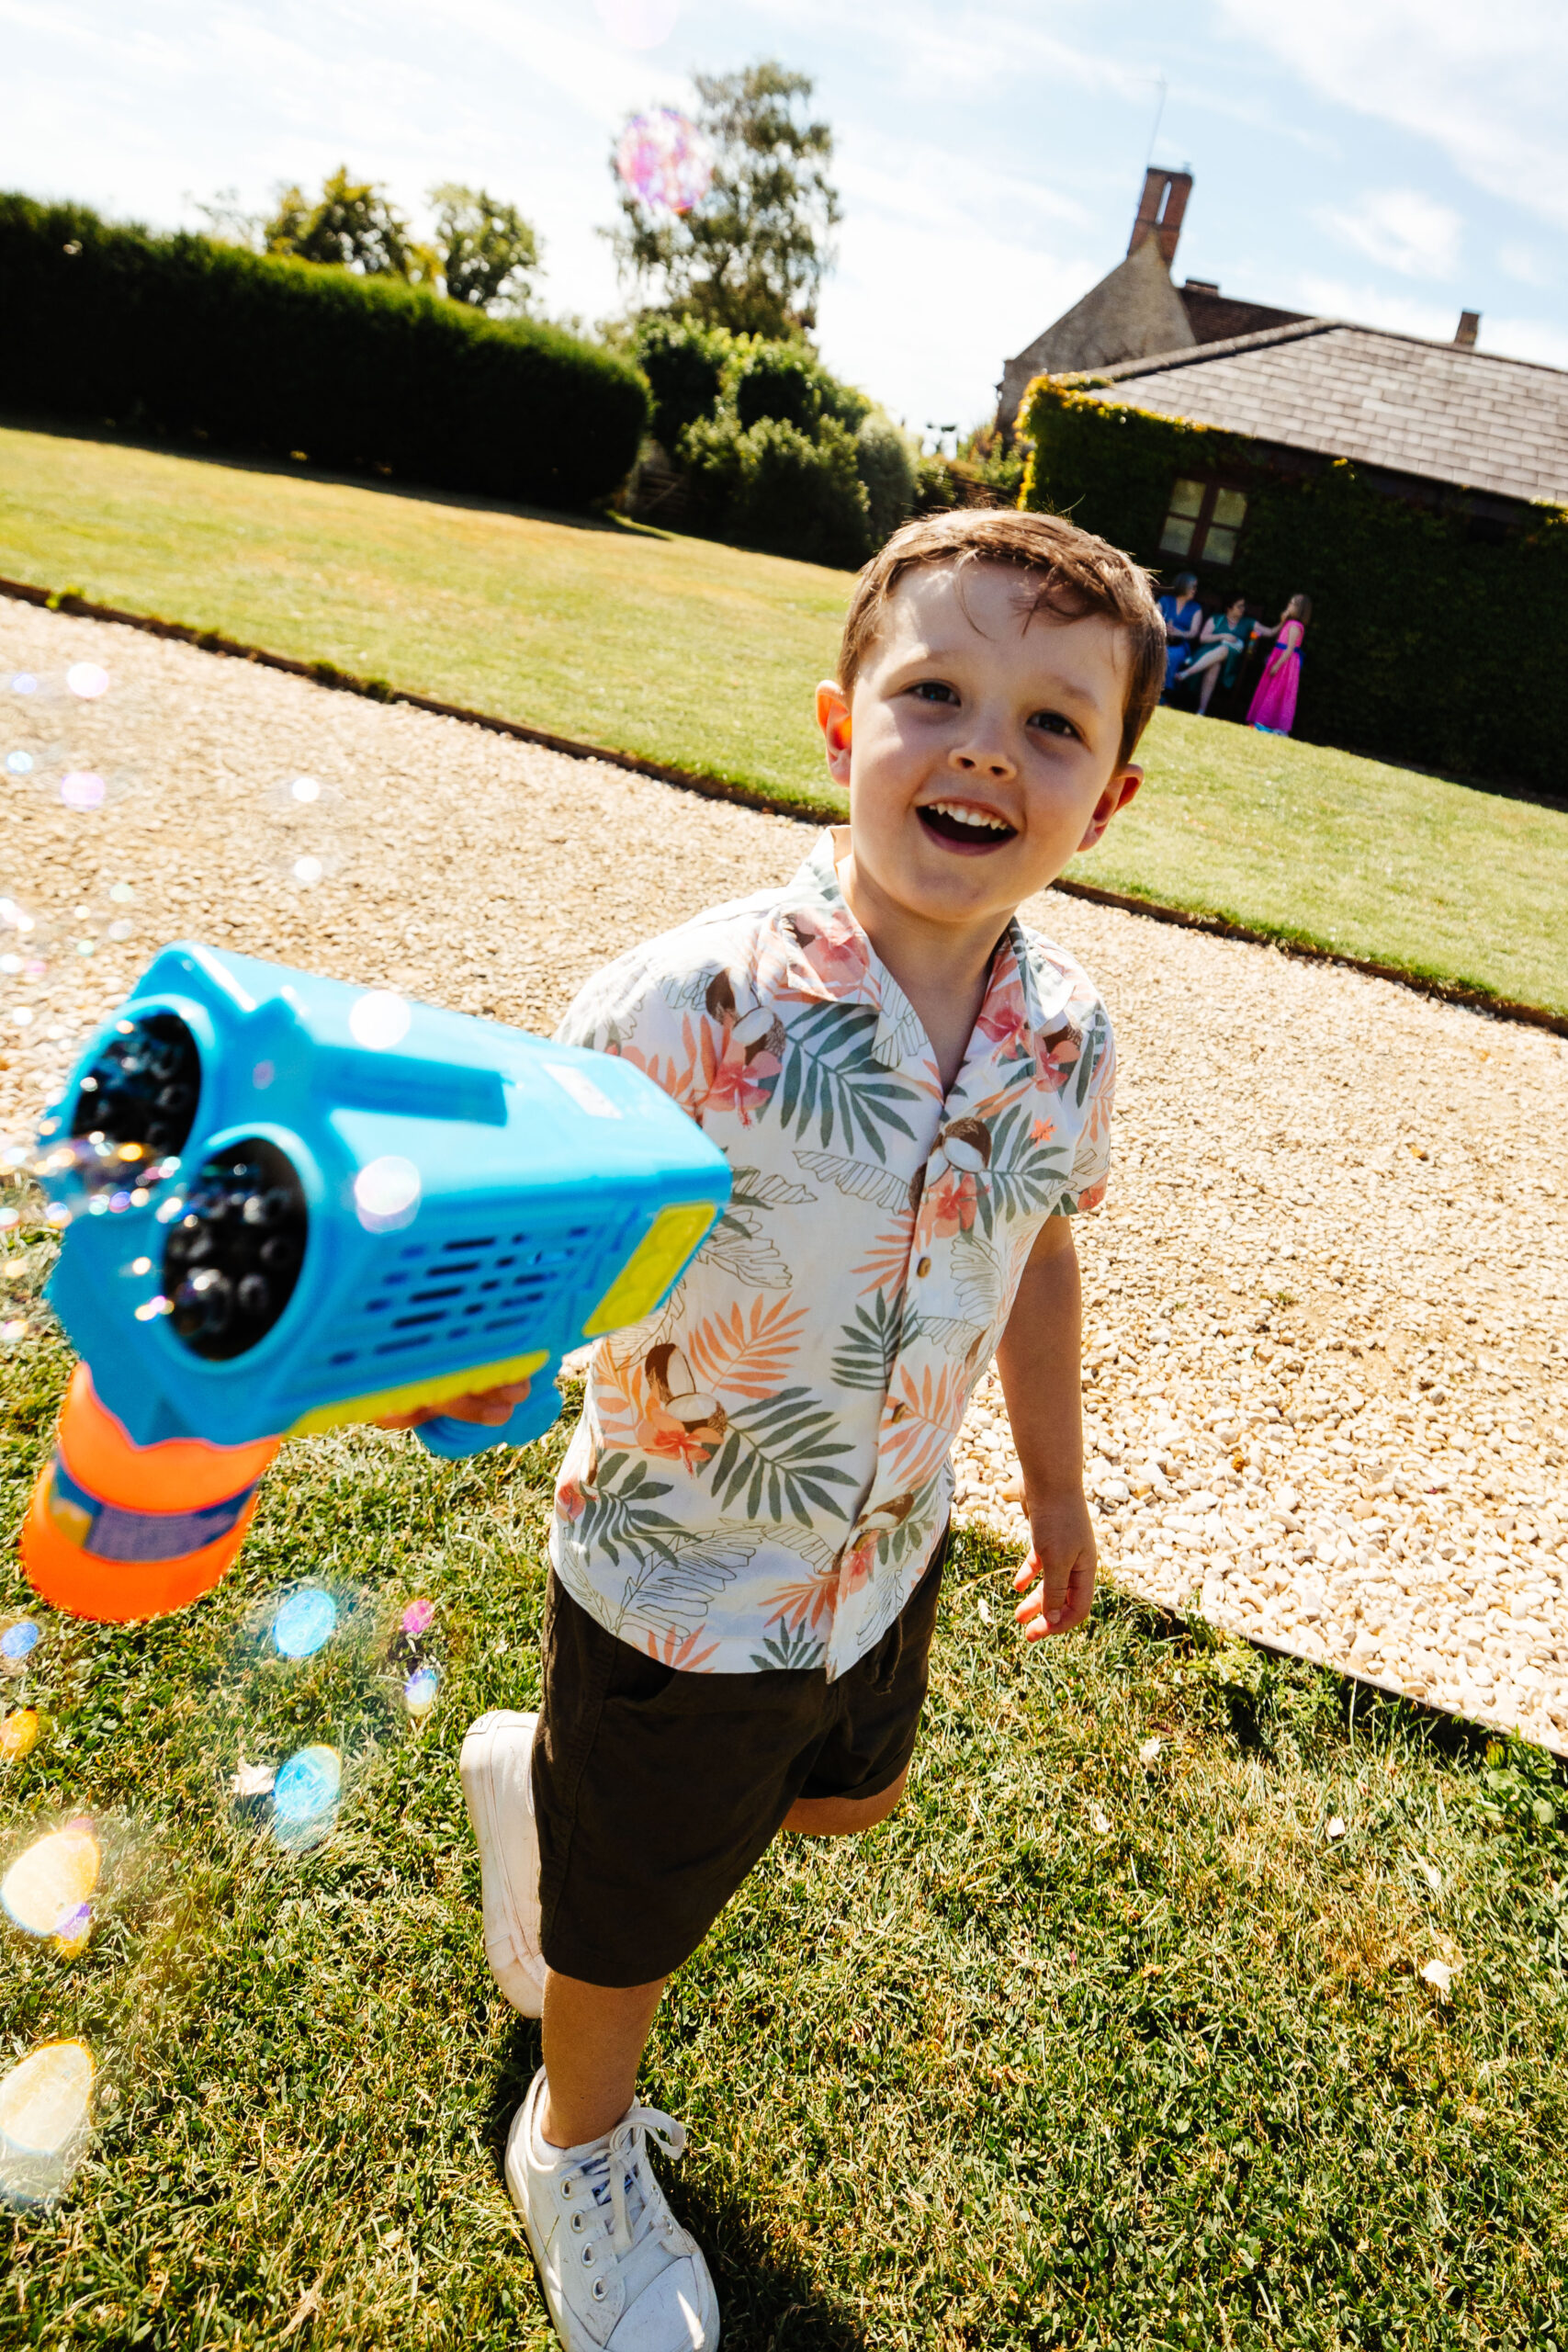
[{"xmin": 20, "ymin": 1363, "xmax": 282, "ymax": 1623}]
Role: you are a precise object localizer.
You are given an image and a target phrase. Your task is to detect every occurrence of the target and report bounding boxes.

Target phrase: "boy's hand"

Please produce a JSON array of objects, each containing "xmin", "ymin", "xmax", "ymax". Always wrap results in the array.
[
  {"xmin": 1012, "ymin": 1483, "xmax": 1097, "ymax": 1640},
  {"xmin": 378, "ymin": 1377, "xmax": 532, "ymax": 1433}
]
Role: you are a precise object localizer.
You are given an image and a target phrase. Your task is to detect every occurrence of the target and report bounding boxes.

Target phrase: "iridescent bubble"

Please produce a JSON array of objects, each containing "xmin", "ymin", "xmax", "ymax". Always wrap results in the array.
[
  {"xmin": 401, "ymin": 1599, "xmax": 435, "ymax": 1638},
  {"xmin": 289, "ymin": 775, "xmax": 321, "ymax": 803},
  {"xmin": 6, "ymin": 752, "xmax": 32, "ymax": 776},
  {"xmin": 403, "ymin": 1664, "xmax": 441, "ymax": 1719},
  {"xmin": 0, "ymin": 1619, "xmax": 40, "ymax": 1669},
  {"xmin": 0, "ymin": 2041, "xmax": 95, "ymax": 2210},
  {"xmin": 9, "ymin": 675, "xmax": 38, "ymax": 696},
  {"xmin": 272, "ymin": 1745, "xmax": 342, "ymax": 1849},
  {"xmin": 108, "ymin": 881, "xmax": 134, "ymax": 903},
  {"xmin": 272, "ymin": 1586, "xmax": 338, "ymax": 1660},
  {"xmin": 0, "ymin": 1710, "xmax": 39, "ymax": 1763},
  {"xmin": 60, "ymin": 771, "xmax": 106, "ymax": 811},
  {"xmin": 65, "ymin": 663, "xmax": 109, "ymax": 700},
  {"xmin": 354, "ymin": 1155, "xmax": 421, "ymax": 1233},
  {"xmin": 615, "ymin": 108, "xmax": 714, "ymax": 217},
  {"xmin": 1, "ymin": 1817, "xmax": 101, "ymax": 1946},
  {"xmin": 348, "ymin": 990, "xmax": 411, "ymax": 1051},
  {"xmin": 293, "ymin": 855, "xmax": 323, "ymax": 887}
]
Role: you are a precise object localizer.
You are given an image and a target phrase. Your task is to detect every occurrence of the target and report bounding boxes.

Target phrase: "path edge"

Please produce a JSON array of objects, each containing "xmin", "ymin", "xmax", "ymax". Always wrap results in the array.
[{"xmin": 6, "ymin": 572, "xmax": 1564, "ymax": 1043}]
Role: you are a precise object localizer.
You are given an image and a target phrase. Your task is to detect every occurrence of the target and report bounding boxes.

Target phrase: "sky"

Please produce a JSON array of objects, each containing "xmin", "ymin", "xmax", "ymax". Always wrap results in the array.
[{"xmin": 5, "ymin": 0, "xmax": 1566, "ymax": 435}]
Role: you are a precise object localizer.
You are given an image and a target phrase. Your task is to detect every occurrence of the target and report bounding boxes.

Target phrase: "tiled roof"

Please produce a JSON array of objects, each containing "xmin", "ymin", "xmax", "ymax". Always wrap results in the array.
[{"xmin": 1071, "ymin": 321, "xmax": 1568, "ymax": 508}]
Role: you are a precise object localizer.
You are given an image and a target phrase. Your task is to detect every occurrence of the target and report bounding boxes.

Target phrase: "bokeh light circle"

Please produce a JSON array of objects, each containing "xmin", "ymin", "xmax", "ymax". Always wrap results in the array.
[
  {"xmin": 65, "ymin": 663, "xmax": 109, "ymax": 701},
  {"xmin": 272, "ymin": 1587, "xmax": 338, "ymax": 1659},
  {"xmin": 60, "ymin": 772, "xmax": 106, "ymax": 812},
  {"xmin": 348, "ymin": 990, "xmax": 412, "ymax": 1052},
  {"xmin": 354, "ymin": 1155, "xmax": 421, "ymax": 1233}
]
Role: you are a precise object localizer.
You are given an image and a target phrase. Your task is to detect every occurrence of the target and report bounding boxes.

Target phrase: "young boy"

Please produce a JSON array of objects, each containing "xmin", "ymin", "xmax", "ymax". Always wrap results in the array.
[{"xmin": 437, "ymin": 507, "xmax": 1163, "ymax": 2351}]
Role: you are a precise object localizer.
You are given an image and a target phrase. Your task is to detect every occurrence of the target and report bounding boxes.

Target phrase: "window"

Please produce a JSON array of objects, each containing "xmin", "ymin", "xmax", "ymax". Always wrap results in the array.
[{"xmin": 1158, "ymin": 478, "xmax": 1248, "ymax": 567}]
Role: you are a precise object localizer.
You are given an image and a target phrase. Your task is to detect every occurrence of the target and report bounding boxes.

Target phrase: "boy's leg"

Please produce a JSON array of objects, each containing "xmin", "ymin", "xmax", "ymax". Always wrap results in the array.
[{"xmin": 540, "ymin": 1970, "xmax": 667, "ymax": 2149}]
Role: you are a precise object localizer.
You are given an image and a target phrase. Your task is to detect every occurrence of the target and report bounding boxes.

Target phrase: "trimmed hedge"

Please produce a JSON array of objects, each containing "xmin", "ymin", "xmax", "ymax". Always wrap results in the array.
[
  {"xmin": 0, "ymin": 195, "xmax": 648, "ymax": 510},
  {"xmin": 1021, "ymin": 376, "xmax": 1568, "ymax": 792}
]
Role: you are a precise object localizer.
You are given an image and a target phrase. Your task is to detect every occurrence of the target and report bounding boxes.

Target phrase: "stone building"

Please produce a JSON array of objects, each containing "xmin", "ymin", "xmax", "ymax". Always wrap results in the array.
[{"xmin": 997, "ymin": 168, "xmax": 1305, "ymax": 435}]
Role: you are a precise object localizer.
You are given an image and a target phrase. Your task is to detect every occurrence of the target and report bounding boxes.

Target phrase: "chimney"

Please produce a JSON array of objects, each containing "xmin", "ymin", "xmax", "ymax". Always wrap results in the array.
[
  {"xmin": 1128, "ymin": 167, "xmax": 1192, "ymax": 268},
  {"xmin": 1454, "ymin": 310, "xmax": 1481, "ymax": 348}
]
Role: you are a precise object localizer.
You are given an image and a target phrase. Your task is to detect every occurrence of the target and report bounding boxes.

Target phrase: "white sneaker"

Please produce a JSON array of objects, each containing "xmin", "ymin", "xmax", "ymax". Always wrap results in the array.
[
  {"xmin": 506, "ymin": 2068, "xmax": 718, "ymax": 2351},
  {"xmin": 460, "ymin": 1709, "xmax": 547, "ymax": 2018}
]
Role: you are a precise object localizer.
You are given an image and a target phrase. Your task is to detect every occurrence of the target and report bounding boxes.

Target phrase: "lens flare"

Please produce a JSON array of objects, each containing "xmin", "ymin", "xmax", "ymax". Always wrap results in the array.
[
  {"xmin": 354, "ymin": 1155, "xmax": 421, "ymax": 1233},
  {"xmin": 66, "ymin": 664, "xmax": 110, "ymax": 700},
  {"xmin": 0, "ymin": 2041, "xmax": 95, "ymax": 2209},
  {"xmin": 271, "ymin": 1745, "xmax": 342, "ymax": 1849},
  {"xmin": 1, "ymin": 1817, "xmax": 101, "ymax": 1952}
]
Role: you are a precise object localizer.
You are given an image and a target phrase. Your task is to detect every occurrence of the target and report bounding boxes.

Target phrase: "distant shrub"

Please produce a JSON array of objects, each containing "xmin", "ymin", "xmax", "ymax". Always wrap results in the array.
[
  {"xmin": 0, "ymin": 194, "xmax": 648, "ymax": 510},
  {"xmin": 854, "ymin": 414, "xmax": 919, "ymax": 542},
  {"xmin": 734, "ymin": 345, "xmax": 822, "ymax": 435},
  {"xmin": 635, "ymin": 316, "xmax": 729, "ymax": 455},
  {"xmin": 683, "ymin": 410, "xmax": 870, "ymax": 569}
]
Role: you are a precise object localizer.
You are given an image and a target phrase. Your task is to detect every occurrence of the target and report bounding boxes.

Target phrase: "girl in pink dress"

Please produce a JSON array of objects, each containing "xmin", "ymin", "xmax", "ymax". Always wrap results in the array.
[{"xmin": 1247, "ymin": 594, "xmax": 1312, "ymax": 734}]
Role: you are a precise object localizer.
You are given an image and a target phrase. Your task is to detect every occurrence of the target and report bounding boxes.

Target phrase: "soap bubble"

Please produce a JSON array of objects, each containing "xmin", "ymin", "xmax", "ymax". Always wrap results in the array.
[
  {"xmin": 9, "ymin": 675, "xmax": 38, "ymax": 696},
  {"xmin": 60, "ymin": 771, "xmax": 107, "ymax": 812},
  {"xmin": 272, "ymin": 1586, "xmax": 339, "ymax": 1660},
  {"xmin": 6, "ymin": 752, "xmax": 32, "ymax": 776},
  {"xmin": 0, "ymin": 1709, "xmax": 39, "ymax": 1762},
  {"xmin": 289, "ymin": 775, "xmax": 321, "ymax": 803},
  {"xmin": 401, "ymin": 1599, "xmax": 435, "ymax": 1640},
  {"xmin": 293, "ymin": 855, "xmax": 323, "ymax": 887},
  {"xmin": 66, "ymin": 663, "xmax": 109, "ymax": 700},
  {"xmin": 271, "ymin": 1744, "xmax": 342, "ymax": 1851},
  {"xmin": 0, "ymin": 1617, "xmax": 41, "ymax": 1673},
  {"xmin": 354, "ymin": 1155, "xmax": 421, "ymax": 1233},
  {"xmin": 1, "ymin": 1815, "xmax": 100, "ymax": 1955},
  {"xmin": 348, "ymin": 990, "xmax": 411, "ymax": 1052},
  {"xmin": 615, "ymin": 108, "xmax": 714, "ymax": 217},
  {"xmin": 0, "ymin": 2040, "xmax": 96, "ymax": 2209},
  {"xmin": 403, "ymin": 1664, "xmax": 441, "ymax": 1719}
]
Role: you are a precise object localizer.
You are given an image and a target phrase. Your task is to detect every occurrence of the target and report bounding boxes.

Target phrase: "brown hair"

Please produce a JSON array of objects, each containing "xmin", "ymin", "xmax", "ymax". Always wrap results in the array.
[
  {"xmin": 1288, "ymin": 593, "xmax": 1314, "ymax": 624},
  {"xmin": 838, "ymin": 508, "xmax": 1167, "ymax": 769}
]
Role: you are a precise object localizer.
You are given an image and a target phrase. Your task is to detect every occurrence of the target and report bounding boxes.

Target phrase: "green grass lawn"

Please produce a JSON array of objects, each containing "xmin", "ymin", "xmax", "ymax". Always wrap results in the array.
[
  {"xmin": 3, "ymin": 423, "xmax": 1567, "ymax": 1016},
  {"xmin": 2, "ymin": 1333, "xmax": 1565, "ymax": 2348}
]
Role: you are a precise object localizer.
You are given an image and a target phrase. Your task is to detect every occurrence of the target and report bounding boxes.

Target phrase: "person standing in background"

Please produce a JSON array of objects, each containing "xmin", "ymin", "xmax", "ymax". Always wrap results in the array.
[{"xmin": 1247, "ymin": 594, "xmax": 1311, "ymax": 735}]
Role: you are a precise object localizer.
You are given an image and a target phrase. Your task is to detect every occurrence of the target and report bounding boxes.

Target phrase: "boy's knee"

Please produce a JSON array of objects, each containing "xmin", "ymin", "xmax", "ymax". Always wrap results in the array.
[{"xmin": 784, "ymin": 1763, "xmax": 910, "ymax": 1838}]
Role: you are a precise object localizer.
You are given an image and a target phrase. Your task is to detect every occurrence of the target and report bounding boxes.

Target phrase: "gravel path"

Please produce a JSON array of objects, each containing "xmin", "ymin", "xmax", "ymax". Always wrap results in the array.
[{"xmin": 4, "ymin": 604, "xmax": 1565, "ymax": 1754}]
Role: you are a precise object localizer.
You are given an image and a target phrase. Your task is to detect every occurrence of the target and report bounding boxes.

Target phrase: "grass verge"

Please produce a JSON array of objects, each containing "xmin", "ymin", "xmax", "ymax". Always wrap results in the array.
[
  {"xmin": 3, "ymin": 423, "xmax": 1567, "ymax": 1015},
  {"xmin": 2, "ymin": 1334, "xmax": 1564, "ymax": 2348}
]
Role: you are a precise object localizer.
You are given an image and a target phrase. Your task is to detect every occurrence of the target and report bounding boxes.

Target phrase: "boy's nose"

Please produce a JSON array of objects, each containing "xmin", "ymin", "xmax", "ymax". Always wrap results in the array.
[{"xmin": 952, "ymin": 744, "xmax": 1015, "ymax": 781}]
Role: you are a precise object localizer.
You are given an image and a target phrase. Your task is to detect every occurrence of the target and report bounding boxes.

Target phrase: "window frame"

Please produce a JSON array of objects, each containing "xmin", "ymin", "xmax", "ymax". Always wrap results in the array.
[{"xmin": 1158, "ymin": 475, "xmax": 1250, "ymax": 568}]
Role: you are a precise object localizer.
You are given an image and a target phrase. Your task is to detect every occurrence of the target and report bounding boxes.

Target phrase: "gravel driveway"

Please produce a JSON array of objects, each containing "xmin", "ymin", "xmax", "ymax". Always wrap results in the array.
[{"xmin": 4, "ymin": 604, "xmax": 1564, "ymax": 1755}]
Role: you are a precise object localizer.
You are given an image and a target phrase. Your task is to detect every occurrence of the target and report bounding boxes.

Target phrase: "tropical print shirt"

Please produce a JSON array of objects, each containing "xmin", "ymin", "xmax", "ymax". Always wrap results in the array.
[{"xmin": 548, "ymin": 829, "xmax": 1114, "ymax": 1681}]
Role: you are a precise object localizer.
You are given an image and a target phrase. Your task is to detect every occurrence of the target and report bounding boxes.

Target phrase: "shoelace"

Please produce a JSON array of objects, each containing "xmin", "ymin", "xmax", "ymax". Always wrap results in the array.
[{"xmin": 575, "ymin": 2102, "xmax": 689, "ymax": 2260}]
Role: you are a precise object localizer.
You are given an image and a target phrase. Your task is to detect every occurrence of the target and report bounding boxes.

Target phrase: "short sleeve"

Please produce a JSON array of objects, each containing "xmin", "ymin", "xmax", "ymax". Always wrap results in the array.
[
  {"xmin": 1061, "ymin": 1012, "xmax": 1115, "ymax": 1216},
  {"xmin": 553, "ymin": 946, "xmax": 711, "ymax": 1121}
]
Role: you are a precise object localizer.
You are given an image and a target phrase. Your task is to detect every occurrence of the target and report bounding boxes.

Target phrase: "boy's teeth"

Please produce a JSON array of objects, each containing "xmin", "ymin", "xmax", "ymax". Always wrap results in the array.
[{"xmin": 927, "ymin": 801, "xmax": 1010, "ymax": 832}]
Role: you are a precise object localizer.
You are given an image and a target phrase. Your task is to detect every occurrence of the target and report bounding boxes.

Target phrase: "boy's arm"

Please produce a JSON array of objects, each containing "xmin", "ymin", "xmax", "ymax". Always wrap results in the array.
[{"xmin": 996, "ymin": 1215, "xmax": 1097, "ymax": 1639}]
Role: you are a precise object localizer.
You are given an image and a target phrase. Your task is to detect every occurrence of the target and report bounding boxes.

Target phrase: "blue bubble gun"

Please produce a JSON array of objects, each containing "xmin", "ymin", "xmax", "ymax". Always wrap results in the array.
[{"xmin": 34, "ymin": 942, "xmax": 729, "ymax": 1457}]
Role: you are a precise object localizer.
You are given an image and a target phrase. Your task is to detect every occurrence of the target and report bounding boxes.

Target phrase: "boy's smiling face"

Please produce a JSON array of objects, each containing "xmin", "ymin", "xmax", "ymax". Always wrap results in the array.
[{"xmin": 818, "ymin": 560, "xmax": 1144, "ymax": 944}]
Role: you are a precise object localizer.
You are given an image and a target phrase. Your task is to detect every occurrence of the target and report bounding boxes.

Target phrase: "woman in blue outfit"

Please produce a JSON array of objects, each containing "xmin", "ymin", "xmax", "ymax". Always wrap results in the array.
[{"xmin": 1156, "ymin": 574, "xmax": 1204, "ymax": 695}]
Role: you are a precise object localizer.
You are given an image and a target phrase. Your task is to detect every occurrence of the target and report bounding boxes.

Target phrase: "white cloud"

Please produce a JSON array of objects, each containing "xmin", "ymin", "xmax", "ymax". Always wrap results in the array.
[
  {"xmin": 1290, "ymin": 276, "xmax": 1468, "ymax": 339},
  {"xmin": 1499, "ymin": 242, "xmax": 1554, "ymax": 289},
  {"xmin": 1218, "ymin": 0, "xmax": 1568, "ymax": 230},
  {"xmin": 1316, "ymin": 187, "xmax": 1461, "ymax": 279}
]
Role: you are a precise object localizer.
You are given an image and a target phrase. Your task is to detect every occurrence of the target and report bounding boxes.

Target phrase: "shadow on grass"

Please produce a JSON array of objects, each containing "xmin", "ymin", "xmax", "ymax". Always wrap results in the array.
[
  {"xmin": 481, "ymin": 2015, "xmax": 870, "ymax": 2352},
  {"xmin": 0, "ymin": 408, "xmax": 680, "ymax": 544}
]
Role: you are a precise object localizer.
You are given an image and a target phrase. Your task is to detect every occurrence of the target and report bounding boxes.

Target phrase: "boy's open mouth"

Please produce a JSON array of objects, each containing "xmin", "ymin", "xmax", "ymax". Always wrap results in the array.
[{"xmin": 917, "ymin": 799, "xmax": 1018, "ymax": 851}]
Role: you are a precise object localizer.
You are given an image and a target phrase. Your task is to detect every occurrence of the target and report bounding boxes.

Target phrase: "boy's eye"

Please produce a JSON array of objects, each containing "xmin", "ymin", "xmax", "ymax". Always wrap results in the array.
[
  {"xmin": 909, "ymin": 680, "xmax": 959, "ymax": 706},
  {"xmin": 1028, "ymin": 709, "xmax": 1079, "ymax": 741}
]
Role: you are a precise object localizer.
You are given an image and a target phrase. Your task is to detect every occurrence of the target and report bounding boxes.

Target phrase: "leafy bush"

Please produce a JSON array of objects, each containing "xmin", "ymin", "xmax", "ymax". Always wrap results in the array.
[
  {"xmin": 734, "ymin": 345, "xmax": 823, "ymax": 435},
  {"xmin": 854, "ymin": 413, "xmax": 919, "ymax": 542},
  {"xmin": 0, "ymin": 194, "xmax": 647, "ymax": 510},
  {"xmin": 682, "ymin": 410, "xmax": 870, "ymax": 568},
  {"xmin": 635, "ymin": 316, "xmax": 729, "ymax": 455},
  {"xmin": 1020, "ymin": 372, "xmax": 1568, "ymax": 791}
]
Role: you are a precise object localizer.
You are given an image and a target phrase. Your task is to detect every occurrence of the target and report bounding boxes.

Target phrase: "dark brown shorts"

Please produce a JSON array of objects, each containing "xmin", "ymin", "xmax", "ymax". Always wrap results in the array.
[{"xmin": 533, "ymin": 1529, "xmax": 948, "ymax": 1987}]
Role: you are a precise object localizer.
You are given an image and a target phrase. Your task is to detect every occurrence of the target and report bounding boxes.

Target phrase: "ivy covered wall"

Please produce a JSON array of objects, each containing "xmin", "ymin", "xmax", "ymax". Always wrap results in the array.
[{"xmin": 1019, "ymin": 378, "xmax": 1568, "ymax": 793}]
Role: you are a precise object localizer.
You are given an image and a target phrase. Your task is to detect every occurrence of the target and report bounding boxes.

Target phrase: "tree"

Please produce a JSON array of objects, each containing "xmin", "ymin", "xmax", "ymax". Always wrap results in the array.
[
  {"xmin": 430, "ymin": 184, "xmax": 540, "ymax": 313},
  {"xmin": 610, "ymin": 62, "xmax": 840, "ymax": 340},
  {"xmin": 263, "ymin": 166, "xmax": 417, "ymax": 277}
]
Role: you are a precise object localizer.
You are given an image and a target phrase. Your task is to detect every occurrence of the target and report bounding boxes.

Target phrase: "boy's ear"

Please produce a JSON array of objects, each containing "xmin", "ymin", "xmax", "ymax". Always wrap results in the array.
[
  {"xmin": 817, "ymin": 680, "xmax": 852, "ymax": 785},
  {"xmin": 1077, "ymin": 765, "xmax": 1142, "ymax": 853}
]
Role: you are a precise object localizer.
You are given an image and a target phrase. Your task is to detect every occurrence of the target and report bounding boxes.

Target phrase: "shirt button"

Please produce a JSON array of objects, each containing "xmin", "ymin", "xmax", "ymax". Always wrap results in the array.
[{"xmin": 915, "ymin": 1255, "xmax": 931, "ymax": 1278}]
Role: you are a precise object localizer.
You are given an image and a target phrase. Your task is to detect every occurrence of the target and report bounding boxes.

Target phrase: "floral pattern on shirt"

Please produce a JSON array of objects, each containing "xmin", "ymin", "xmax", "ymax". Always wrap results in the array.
[{"xmin": 548, "ymin": 829, "xmax": 1115, "ymax": 1681}]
